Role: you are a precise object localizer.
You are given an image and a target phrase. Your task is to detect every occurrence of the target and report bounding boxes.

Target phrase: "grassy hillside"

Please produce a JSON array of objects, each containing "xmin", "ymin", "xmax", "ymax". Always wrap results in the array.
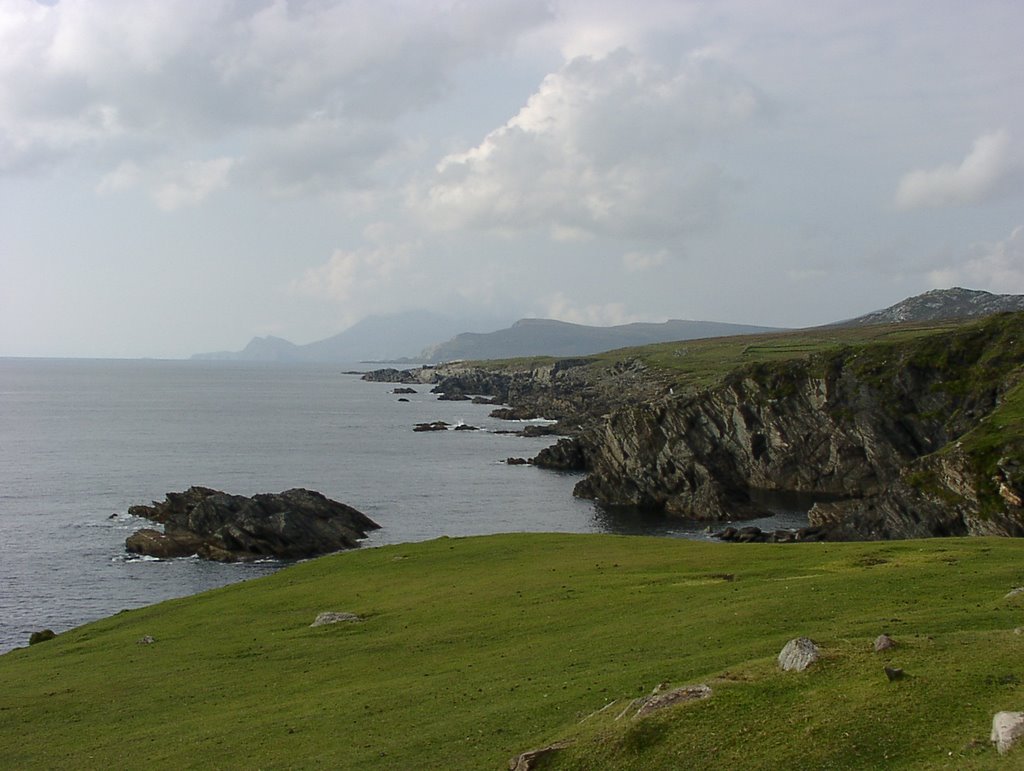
[
  {"xmin": 4, "ymin": 533, "xmax": 1024, "ymax": 768},
  {"xmin": 470, "ymin": 319, "xmax": 969, "ymax": 388}
]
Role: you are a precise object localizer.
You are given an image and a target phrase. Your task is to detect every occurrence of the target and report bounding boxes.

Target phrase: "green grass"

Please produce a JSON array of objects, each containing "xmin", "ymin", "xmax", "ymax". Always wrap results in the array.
[
  {"xmin": 465, "ymin": 319, "xmax": 973, "ymax": 394},
  {"xmin": 4, "ymin": 534, "xmax": 1024, "ymax": 769}
]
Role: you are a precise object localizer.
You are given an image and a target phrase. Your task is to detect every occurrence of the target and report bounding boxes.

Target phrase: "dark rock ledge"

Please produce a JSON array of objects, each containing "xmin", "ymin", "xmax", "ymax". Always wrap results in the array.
[{"xmin": 125, "ymin": 486, "xmax": 379, "ymax": 562}]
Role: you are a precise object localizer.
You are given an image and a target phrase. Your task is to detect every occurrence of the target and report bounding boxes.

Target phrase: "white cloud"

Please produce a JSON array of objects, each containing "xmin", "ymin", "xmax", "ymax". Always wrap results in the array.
[
  {"xmin": 927, "ymin": 225, "xmax": 1024, "ymax": 293},
  {"xmin": 152, "ymin": 158, "xmax": 236, "ymax": 211},
  {"xmin": 415, "ymin": 48, "xmax": 761, "ymax": 240},
  {"xmin": 290, "ymin": 243, "xmax": 415, "ymax": 305},
  {"xmin": 0, "ymin": 0, "xmax": 552, "ymax": 189},
  {"xmin": 895, "ymin": 130, "xmax": 1017, "ymax": 209},
  {"xmin": 539, "ymin": 291, "xmax": 641, "ymax": 326},
  {"xmin": 97, "ymin": 156, "xmax": 236, "ymax": 211}
]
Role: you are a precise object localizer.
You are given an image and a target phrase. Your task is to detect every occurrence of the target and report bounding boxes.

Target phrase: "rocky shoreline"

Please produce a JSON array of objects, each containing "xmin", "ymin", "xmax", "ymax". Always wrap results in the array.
[{"xmin": 364, "ymin": 312, "xmax": 1024, "ymax": 541}]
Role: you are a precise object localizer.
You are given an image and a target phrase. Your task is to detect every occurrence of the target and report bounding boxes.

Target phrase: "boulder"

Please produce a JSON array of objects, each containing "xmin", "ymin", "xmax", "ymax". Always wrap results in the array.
[
  {"xmin": 310, "ymin": 612, "xmax": 361, "ymax": 627},
  {"xmin": 778, "ymin": 637, "xmax": 820, "ymax": 672},
  {"xmin": 884, "ymin": 666, "xmax": 904, "ymax": 681},
  {"xmin": 28, "ymin": 629, "xmax": 56, "ymax": 645},
  {"xmin": 874, "ymin": 634, "xmax": 896, "ymax": 652},
  {"xmin": 991, "ymin": 711, "xmax": 1024, "ymax": 755},
  {"xmin": 125, "ymin": 487, "xmax": 379, "ymax": 562},
  {"xmin": 392, "ymin": 387, "xmax": 417, "ymax": 394}
]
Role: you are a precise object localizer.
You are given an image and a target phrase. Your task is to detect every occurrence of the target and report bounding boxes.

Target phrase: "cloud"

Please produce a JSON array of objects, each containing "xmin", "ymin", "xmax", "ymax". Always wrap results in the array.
[
  {"xmin": 895, "ymin": 130, "xmax": 1017, "ymax": 209},
  {"xmin": 414, "ymin": 47, "xmax": 761, "ymax": 240},
  {"xmin": 290, "ymin": 242, "xmax": 415, "ymax": 305},
  {"xmin": 927, "ymin": 225, "xmax": 1024, "ymax": 293},
  {"xmin": 97, "ymin": 156, "xmax": 236, "ymax": 210},
  {"xmin": 0, "ymin": 0, "xmax": 552, "ymax": 190},
  {"xmin": 539, "ymin": 291, "xmax": 642, "ymax": 326}
]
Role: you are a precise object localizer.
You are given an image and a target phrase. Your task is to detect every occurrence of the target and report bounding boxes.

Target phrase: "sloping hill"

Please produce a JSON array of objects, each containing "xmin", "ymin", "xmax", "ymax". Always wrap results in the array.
[
  {"xmin": 3, "ymin": 533, "xmax": 1024, "ymax": 768},
  {"xmin": 423, "ymin": 318, "xmax": 781, "ymax": 361},
  {"xmin": 840, "ymin": 287, "xmax": 1024, "ymax": 326}
]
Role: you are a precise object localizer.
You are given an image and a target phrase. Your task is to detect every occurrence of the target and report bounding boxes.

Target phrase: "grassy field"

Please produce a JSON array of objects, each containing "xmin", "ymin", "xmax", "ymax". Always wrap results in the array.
[
  {"xmin": 4, "ymin": 533, "xmax": 1024, "ymax": 769},
  {"xmin": 469, "ymin": 318, "xmax": 974, "ymax": 394}
]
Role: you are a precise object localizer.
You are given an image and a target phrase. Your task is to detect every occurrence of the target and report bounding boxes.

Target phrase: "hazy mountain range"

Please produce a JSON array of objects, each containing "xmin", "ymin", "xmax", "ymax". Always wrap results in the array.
[{"xmin": 193, "ymin": 288, "xmax": 1024, "ymax": 364}]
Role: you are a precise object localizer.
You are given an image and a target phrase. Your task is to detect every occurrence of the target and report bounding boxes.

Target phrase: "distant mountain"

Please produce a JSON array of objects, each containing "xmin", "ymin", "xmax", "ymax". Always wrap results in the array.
[
  {"xmin": 422, "ymin": 318, "xmax": 782, "ymax": 362},
  {"xmin": 192, "ymin": 335, "xmax": 300, "ymax": 362},
  {"xmin": 192, "ymin": 310, "xmax": 512, "ymax": 363},
  {"xmin": 838, "ymin": 287, "xmax": 1024, "ymax": 327}
]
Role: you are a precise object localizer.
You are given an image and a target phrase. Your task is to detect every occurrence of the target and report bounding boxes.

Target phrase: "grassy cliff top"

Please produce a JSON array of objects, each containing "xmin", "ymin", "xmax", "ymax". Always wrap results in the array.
[{"xmin": 4, "ymin": 533, "xmax": 1024, "ymax": 768}]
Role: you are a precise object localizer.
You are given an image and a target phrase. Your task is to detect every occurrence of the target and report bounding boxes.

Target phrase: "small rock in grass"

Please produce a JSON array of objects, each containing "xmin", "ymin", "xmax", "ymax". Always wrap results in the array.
[
  {"xmin": 508, "ymin": 739, "xmax": 575, "ymax": 770},
  {"xmin": 778, "ymin": 637, "xmax": 820, "ymax": 672},
  {"xmin": 633, "ymin": 684, "xmax": 712, "ymax": 718},
  {"xmin": 310, "ymin": 611, "xmax": 361, "ymax": 627},
  {"xmin": 1005, "ymin": 587, "xmax": 1024, "ymax": 599},
  {"xmin": 874, "ymin": 634, "xmax": 896, "ymax": 652},
  {"xmin": 991, "ymin": 711, "xmax": 1024, "ymax": 755},
  {"xmin": 137, "ymin": 635, "xmax": 156, "ymax": 645},
  {"xmin": 28, "ymin": 629, "xmax": 56, "ymax": 646},
  {"xmin": 884, "ymin": 666, "xmax": 904, "ymax": 682}
]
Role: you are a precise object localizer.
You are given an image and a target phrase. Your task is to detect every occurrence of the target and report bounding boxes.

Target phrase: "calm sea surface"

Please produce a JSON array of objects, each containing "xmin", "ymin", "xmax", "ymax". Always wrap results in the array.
[{"xmin": 0, "ymin": 358, "xmax": 807, "ymax": 653}]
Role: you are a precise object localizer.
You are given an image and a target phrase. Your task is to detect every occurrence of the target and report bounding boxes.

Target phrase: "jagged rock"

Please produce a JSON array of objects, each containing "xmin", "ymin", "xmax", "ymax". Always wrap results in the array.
[
  {"xmin": 413, "ymin": 421, "xmax": 449, "ymax": 432},
  {"xmin": 126, "ymin": 528, "xmax": 205, "ymax": 559},
  {"xmin": 532, "ymin": 437, "xmax": 587, "ymax": 471},
  {"xmin": 520, "ymin": 424, "xmax": 558, "ymax": 438},
  {"xmin": 28, "ymin": 629, "xmax": 56, "ymax": 645},
  {"xmin": 392, "ymin": 387, "xmax": 417, "ymax": 394},
  {"xmin": 873, "ymin": 634, "xmax": 896, "ymax": 652},
  {"xmin": 506, "ymin": 457, "xmax": 530, "ymax": 465},
  {"xmin": 778, "ymin": 637, "xmax": 820, "ymax": 671},
  {"xmin": 508, "ymin": 740, "xmax": 575, "ymax": 770},
  {"xmin": 437, "ymin": 392, "xmax": 470, "ymax": 401},
  {"xmin": 632, "ymin": 684, "xmax": 712, "ymax": 718},
  {"xmin": 124, "ymin": 487, "xmax": 379, "ymax": 562},
  {"xmin": 310, "ymin": 612, "xmax": 361, "ymax": 627},
  {"xmin": 361, "ymin": 368, "xmax": 424, "ymax": 384},
  {"xmin": 453, "ymin": 424, "xmax": 479, "ymax": 431},
  {"xmin": 137, "ymin": 635, "xmax": 156, "ymax": 644},
  {"xmin": 991, "ymin": 711, "xmax": 1024, "ymax": 754}
]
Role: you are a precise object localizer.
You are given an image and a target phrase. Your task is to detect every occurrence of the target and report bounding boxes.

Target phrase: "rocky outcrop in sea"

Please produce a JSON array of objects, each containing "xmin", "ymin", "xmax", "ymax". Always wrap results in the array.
[{"xmin": 125, "ymin": 486, "xmax": 380, "ymax": 562}]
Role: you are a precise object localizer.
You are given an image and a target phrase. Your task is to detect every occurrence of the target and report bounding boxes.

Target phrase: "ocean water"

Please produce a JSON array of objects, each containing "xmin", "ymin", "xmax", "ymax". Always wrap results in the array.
[{"xmin": 0, "ymin": 358, "xmax": 807, "ymax": 654}]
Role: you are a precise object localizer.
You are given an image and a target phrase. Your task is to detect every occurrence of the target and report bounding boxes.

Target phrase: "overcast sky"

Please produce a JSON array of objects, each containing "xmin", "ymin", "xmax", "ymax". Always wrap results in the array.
[{"xmin": 2, "ymin": 0, "xmax": 1022, "ymax": 358}]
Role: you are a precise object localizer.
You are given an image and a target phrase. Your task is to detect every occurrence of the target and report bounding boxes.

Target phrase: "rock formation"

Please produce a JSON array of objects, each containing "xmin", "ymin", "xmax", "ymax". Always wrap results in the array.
[
  {"xmin": 992, "ymin": 711, "xmax": 1024, "ymax": 755},
  {"xmin": 125, "ymin": 487, "xmax": 379, "ymax": 562},
  {"xmin": 365, "ymin": 312, "xmax": 1024, "ymax": 540},
  {"xmin": 778, "ymin": 637, "xmax": 820, "ymax": 672}
]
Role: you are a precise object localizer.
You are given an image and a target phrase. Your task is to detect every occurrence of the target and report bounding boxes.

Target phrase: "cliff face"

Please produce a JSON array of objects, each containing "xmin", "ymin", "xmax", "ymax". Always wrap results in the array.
[
  {"xmin": 574, "ymin": 314, "xmax": 1024, "ymax": 536},
  {"xmin": 366, "ymin": 312, "xmax": 1024, "ymax": 539}
]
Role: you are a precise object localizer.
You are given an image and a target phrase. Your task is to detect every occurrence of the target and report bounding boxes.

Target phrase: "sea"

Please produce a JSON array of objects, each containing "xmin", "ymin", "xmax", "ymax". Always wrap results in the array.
[{"xmin": 0, "ymin": 357, "xmax": 808, "ymax": 654}]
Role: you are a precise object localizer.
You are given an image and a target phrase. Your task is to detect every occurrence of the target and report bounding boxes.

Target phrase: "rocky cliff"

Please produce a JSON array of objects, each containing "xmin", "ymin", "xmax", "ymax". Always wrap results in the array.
[
  {"xmin": 572, "ymin": 313, "xmax": 1024, "ymax": 537},
  {"xmin": 366, "ymin": 312, "xmax": 1024, "ymax": 539}
]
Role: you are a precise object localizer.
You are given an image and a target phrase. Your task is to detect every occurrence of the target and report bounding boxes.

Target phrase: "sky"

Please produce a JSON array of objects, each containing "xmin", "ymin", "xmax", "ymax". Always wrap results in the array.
[{"xmin": 1, "ymin": 0, "xmax": 1022, "ymax": 358}]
